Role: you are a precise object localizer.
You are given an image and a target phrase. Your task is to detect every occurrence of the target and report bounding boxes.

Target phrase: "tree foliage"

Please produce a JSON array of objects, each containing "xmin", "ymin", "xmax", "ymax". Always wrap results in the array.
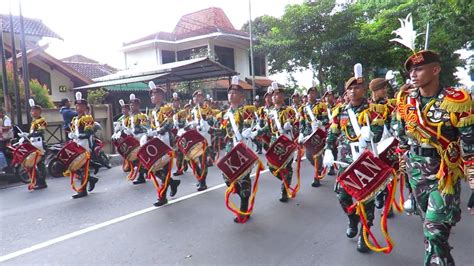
[
  {"xmin": 246, "ymin": 0, "xmax": 473, "ymax": 93},
  {"xmin": 87, "ymin": 88, "xmax": 108, "ymax": 105}
]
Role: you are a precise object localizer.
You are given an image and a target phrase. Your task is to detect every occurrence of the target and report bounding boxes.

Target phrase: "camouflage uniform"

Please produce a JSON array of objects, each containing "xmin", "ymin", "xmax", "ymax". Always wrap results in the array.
[
  {"xmin": 128, "ymin": 111, "xmax": 148, "ymax": 184},
  {"xmin": 215, "ymin": 105, "xmax": 254, "ymax": 221},
  {"xmin": 325, "ymin": 99, "xmax": 385, "ymax": 244},
  {"xmin": 396, "ymin": 87, "xmax": 473, "ymax": 265},
  {"xmin": 260, "ymin": 105, "xmax": 297, "ymax": 201}
]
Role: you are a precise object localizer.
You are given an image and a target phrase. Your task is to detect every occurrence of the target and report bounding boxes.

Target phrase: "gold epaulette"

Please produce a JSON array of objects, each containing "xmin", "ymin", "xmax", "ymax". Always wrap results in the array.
[
  {"xmin": 369, "ymin": 103, "xmax": 386, "ymax": 114},
  {"xmin": 457, "ymin": 114, "xmax": 474, "ymax": 127},
  {"xmin": 331, "ymin": 105, "xmax": 342, "ymax": 119},
  {"xmin": 243, "ymin": 105, "xmax": 257, "ymax": 113},
  {"xmin": 440, "ymin": 87, "xmax": 472, "ymax": 113}
]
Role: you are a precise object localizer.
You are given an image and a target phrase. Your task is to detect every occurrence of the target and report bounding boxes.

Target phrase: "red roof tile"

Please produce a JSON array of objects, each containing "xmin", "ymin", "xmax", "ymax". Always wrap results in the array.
[{"xmin": 124, "ymin": 7, "xmax": 248, "ymax": 46}]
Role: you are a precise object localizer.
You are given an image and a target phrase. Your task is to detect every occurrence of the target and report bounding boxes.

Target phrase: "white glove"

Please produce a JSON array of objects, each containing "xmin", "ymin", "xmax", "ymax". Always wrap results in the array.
[
  {"xmin": 188, "ymin": 121, "xmax": 198, "ymax": 129},
  {"xmin": 283, "ymin": 121, "xmax": 292, "ymax": 131},
  {"xmin": 177, "ymin": 128, "xmax": 186, "ymax": 137},
  {"xmin": 123, "ymin": 128, "xmax": 133, "ymax": 135},
  {"xmin": 360, "ymin": 126, "xmax": 374, "ymax": 142},
  {"xmin": 18, "ymin": 132, "xmax": 29, "ymax": 138},
  {"xmin": 140, "ymin": 134, "xmax": 148, "ymax": 146},
  {"xmin": 298, "ymin": 133, "xmax": 305, "ymax": 144},
  {"xmin": 68, "ymin": 132, "xmax": 78, "ymax": 140},
  {"xmin": 250, "ymin": 130, "xmax": 258, "ymax": 140},
  {"xmin": 147, "ymin": 130, "xmax": 158, "ymax": 137},
  {"xmin": 199, "ymin": 120, "xmax": 210, "ymax": 132},
  {"xmin": 323, "ymin": 149, "xmax": 334, "ymax": 167},
  {"xmin": 241, "ymin": 128, "xmax": 252, "ymax": 139}
]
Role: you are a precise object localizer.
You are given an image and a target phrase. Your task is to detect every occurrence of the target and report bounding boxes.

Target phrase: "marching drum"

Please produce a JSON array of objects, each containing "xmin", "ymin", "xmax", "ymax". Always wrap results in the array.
[
  {"xmin": 377, "ymin": 137, "xmax": 399, "ymax": 169},
  {"xmin": 177, "ymin": 129, "xmax": 207, "ymax": 160},
  {"xmin": 137, "ymin": 137, "xmax": 172, "ymax": 172},
  {"xmin": 113, "ymin": 134, "xmax": 140, "ymax": 162},
  {"xmin": 266, "ymin": 135, "xmax": 297, "ymax": 170},
  {"xmin": 13, "ymin": 142, "xmax": 42, "ymax": 169},
  {"xmin": 337, "ymin": 150, "xmax": 392, "ymax": 202},
  {"xmin": 57, "ymin": 141, "xmax": 88, "ymax": 172},
  {"xmin": 303, "ymin": 128, "xmax": 327, "ymax": 157},
  {"xmin": 217, "ymin": 142, "xmax": 259, "ymax": 183}
]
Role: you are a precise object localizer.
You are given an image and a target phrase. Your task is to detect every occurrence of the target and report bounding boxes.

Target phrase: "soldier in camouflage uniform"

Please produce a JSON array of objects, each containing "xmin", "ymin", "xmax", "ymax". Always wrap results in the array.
[
  {"xmin": 214, "ymin": 77, "xmax": 256, "ymax": 223},
  {"xmin": 322, "ymin": 70, "xmax": 386, "ymax": 253},
  {"xmin": 396, "ymin": 50, "xmax": 474, "ymax": 266},
  {"xmin": 258, "ymin": 83, "xmax": 298, "ymax": 202},
  {"xmin": 298, "ymin": 86, "xmax": 324, "ymax": 187},
  {"xmin": 148, "ymin": 82, "xmax": 181, "ymax": 207},
  {"xmin": 127, "ymin": 94, "xmax": 149, "ymax": 185}
]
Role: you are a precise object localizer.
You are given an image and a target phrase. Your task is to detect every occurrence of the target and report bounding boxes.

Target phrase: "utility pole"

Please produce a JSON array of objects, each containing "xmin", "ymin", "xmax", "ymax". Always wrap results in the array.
[
  {"xmin": 248, "ymin": 0, "xmax": 256, "ymax": 99},
  {"xmin": 9, "ymin": 11, "xmax": 22, "ymax": 126},
  {"xmin": 0, "ymin": 19, "xmax": 10, "ymax": 113},
  {"xmin": 19, "ymin": 0, "xmax": 31, "ymax": 124}
]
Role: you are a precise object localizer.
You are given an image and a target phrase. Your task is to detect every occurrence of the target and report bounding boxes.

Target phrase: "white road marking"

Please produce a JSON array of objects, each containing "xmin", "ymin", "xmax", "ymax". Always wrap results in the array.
[{"xmin": 0, "ymin": 157, "xmax": 307, "ymax": 262}]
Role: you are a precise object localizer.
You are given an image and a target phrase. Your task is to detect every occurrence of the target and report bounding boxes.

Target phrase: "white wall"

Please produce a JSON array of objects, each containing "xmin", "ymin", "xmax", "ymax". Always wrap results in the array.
[
  {"xmin": 29, "ymin": 58, "xmax": 75, "ymax": 103},
  {"xmin": 124, "ymin": 46, "xmax": 159, "ymax": 69}
]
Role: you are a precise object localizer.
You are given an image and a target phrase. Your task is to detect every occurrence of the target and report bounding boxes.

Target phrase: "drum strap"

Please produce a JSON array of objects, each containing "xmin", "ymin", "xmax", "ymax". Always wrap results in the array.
[
  {"xmin": 305, "ymin": 105, "xmax": 316, "ymax": 122},
  {"xmin": 327, "ymin": 107, "xmax": 332, "ymax": 121},
  {"xmin": 271, "ymin": 110, "xmax": 284, "ymax": 135},
  {"xmin": 347, "ymin": 108, "xmax": 362, "ymax": 136},
  {"xmin": 224, "ymin": 110, "xmax": 242, "ymax": 144}
]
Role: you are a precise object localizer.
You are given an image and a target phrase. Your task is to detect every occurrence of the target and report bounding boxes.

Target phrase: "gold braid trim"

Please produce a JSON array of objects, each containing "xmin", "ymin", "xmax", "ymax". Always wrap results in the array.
[{"xmin": 456, "ymin": 114, "xmax": 474, "ymax": 127}]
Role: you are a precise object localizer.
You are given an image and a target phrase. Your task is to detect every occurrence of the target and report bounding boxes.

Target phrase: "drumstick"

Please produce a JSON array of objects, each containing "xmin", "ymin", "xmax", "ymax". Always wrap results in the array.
[
  {"xmin": 365, "ymin": 112, "xmax": 378, "ymax": 157},
  {"xmin": 333, "ymin": 160, "xmax": 350, "ymax": 167}
]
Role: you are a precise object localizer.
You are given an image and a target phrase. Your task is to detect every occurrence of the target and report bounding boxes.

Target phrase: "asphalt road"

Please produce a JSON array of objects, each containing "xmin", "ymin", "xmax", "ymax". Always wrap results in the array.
[{"xmin": 0, "ymin": 154, "xmax": 473, "ymax": 265}]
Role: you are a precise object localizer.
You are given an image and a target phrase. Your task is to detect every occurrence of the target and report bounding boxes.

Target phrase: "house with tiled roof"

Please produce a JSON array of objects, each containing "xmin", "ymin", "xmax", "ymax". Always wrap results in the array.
[
  {"xmin": 61, "ymin": 55, "xmax": 117, "ymax": 80},
  {"xmin": 121, "ymin": 7, "xmax": 270, "ymax": 101},
  {"xmin": 1, "ymin": 15, "xmax": 93, "ymax": 105}
]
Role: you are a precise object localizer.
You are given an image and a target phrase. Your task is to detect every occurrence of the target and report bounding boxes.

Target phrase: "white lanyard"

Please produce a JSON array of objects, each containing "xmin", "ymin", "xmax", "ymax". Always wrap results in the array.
[
  {"xmin": 305, "ymin": 105, "xmax": 316, "ymax": 122},
  {"xmin": 271, "ymin": 109, "xmax": 283, "ymax": 135},
  {"xmin": 327, "ymin": 107, "xmax": 332, "ymax": 121},
  {"xmin": 225, "ymin": 109, "xmax": 242, "ymax": 144},
  {"xmin": 347, "ymin": 108, "xmax": 362, "ymax": 136}
]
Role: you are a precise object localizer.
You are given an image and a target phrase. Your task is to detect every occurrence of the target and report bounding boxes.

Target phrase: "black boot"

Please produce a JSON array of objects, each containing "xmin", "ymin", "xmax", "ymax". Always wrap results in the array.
[
  {"xmin": 234, "ymin": 197, "xmax": 250, "ymax": 223},
  {"xmin": 33, "ymin": 175, "xmax": 48, "ymax": 190},
  {"xmin": 173, "ymin": 169, "xmax": 184, "ymax": 176},
  {"xmin": 197, "ymin": 180, "xmax": 207, "ymax": 191},
  {"xmin": 375, "ymin": 191, "xmax": 385, "ymax": 209},
  {"xmin": 90, "ymin": 161, "xmax": 101, "ymax": 175},
  {"xmin": 311, "ymin": 178, "xmax": 321, "ymax": 187},
  {"xmin": 88, "ymin": 176, "xmax": 99, "ymax": 192},
  {"xmin": 72, "ymin": 189, "xmax": 88, "ymax": 199},
  {"xmin": 357, "ymin": 226, "xmax": 370, "ymax": 253},
  {"xmin": 170, "ymin": 179, "xmax": 181, "ymax": 197},
  {"xmin": 153, "ymin": 198, "xmax": 168, "ymax": 207},
  {"xmin": 279, "ymin": 189, "xmax": 289, "ymax": 202},
  {"xmin": 346, "ymin": 214, "xmax": 359, "ymax": 238},
  {"xmin": 328, "ymin": 166, "xmax": 336, "ymax": 176},
  {"xmin": 133, "ymin": 172, "xmax": 146, "ymax": 185}
]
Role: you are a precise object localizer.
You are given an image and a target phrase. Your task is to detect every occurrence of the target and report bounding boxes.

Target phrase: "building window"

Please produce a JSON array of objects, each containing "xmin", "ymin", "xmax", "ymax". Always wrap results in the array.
[
  {"xmin": 162, "ymin": 50, "xmax": 175, "ymax": 64},
  {"xmin": 28, "ymin": 64, "xmax": 52, "ymax": 94},
  {"xmin": 214, "ymin": 89, "xmax": 228, "ymax": 101},
  {"xmin": 214, "ymin": 46, "xmax": 235, "ymax": 70},
  {"xmin": 249, "ymin": 55, "xmax": 266, "ymax": 77},
  {"xmin": 177, "ymin": 46, "xmax": 207, "ymax": 61}
]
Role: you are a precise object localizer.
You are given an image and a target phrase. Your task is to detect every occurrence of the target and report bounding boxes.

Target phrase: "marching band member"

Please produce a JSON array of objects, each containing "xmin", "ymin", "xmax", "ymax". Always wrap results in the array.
[
  {"xmin": 68, "ymin": 93, "xmax": 99, "ymax": 198},
  {"xmin": 369, "ymin": 78, "xmax": 396, "ymax": 218},
  {"xmin": 298, "ymin": 86, "xmax": 323, "ymax": 187},
  {"xmin": 173, "ymin": 102, "xmax": 191, "ymax": 176},
  {"xmin": 258, "ymin": 82, "xmax": 299, "ymax": 202},
  {"xmin": 322, "ymin": 63, "xmax": 385, "ymax": 252},
  {"xmin": 127, "ymin": 94, "xmax": 149, "ymax": 185},
  {"xmin": 147, "ymin": 82, "xmax": 181, "ymax": 207},
  {"xmin": 215, "ymin": 76, "xmax": 257, "ymax": 223},
  {"xmin": 187, "ymin": 90, "xmax": 212, "ymax": 191},
  {"xmin": 395, "ymin": 50, "xmax": 474, "ymax": 265},
  {"xmin": 17, "ymin": 99, "xmax": 48, "ymax": 190},
  {"xmin": 256, "ymin": 87, "xmax": 274, "ymax": 152},
  {"xmin": 320, "ymin": 85, "xmax": 338, "ymax": 176}
]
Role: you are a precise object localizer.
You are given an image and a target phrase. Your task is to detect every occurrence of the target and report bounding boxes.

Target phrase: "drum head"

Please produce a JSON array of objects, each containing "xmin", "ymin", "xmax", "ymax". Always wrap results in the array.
[
  {"xmin": 22, "ymin": 153, "xmax": 42, "ymax": 169},
  {"xmin": 68, "ymin": 153, "xmax": 88, "ymax": 172}
]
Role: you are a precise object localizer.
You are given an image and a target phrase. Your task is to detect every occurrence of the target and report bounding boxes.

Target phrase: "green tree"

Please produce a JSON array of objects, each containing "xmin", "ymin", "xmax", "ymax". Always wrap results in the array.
[
  {"xmin": 30, "ymin": 79, "xmax": 54, "ymax": 108},
  {"xmin": 87, "ymin": 88, "xmax": 108, "ymax": 105}
]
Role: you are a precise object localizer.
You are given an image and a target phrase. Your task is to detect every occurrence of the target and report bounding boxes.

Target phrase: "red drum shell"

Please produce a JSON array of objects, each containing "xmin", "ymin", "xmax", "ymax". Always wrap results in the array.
[
  {"xmin": 217, "ymin": 142, "xmax": 258, "ymax": 183},
  {"xmin": 265, "ymin": 135, "xmax": 297, "ymax": 169},
  {"xmin": 137, "ymin": 137, "xmax": 172, "ymax": 172}
]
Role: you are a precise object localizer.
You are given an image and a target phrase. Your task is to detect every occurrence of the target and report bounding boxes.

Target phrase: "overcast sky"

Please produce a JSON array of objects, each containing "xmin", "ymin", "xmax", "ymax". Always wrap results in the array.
[{"xmin": 1, "ymin": 0, "xmax": 471, "ymax": 88}]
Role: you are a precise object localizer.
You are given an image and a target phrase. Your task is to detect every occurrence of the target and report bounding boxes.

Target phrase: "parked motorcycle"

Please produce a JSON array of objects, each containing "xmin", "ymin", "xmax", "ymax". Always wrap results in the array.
[
  {"xmin": 45, "ymin": 143, "xmax": 66, "ymax": 178},
  {"xmin": 0, "ymin": 139, "xmax": 32, "ymax": 184}
]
